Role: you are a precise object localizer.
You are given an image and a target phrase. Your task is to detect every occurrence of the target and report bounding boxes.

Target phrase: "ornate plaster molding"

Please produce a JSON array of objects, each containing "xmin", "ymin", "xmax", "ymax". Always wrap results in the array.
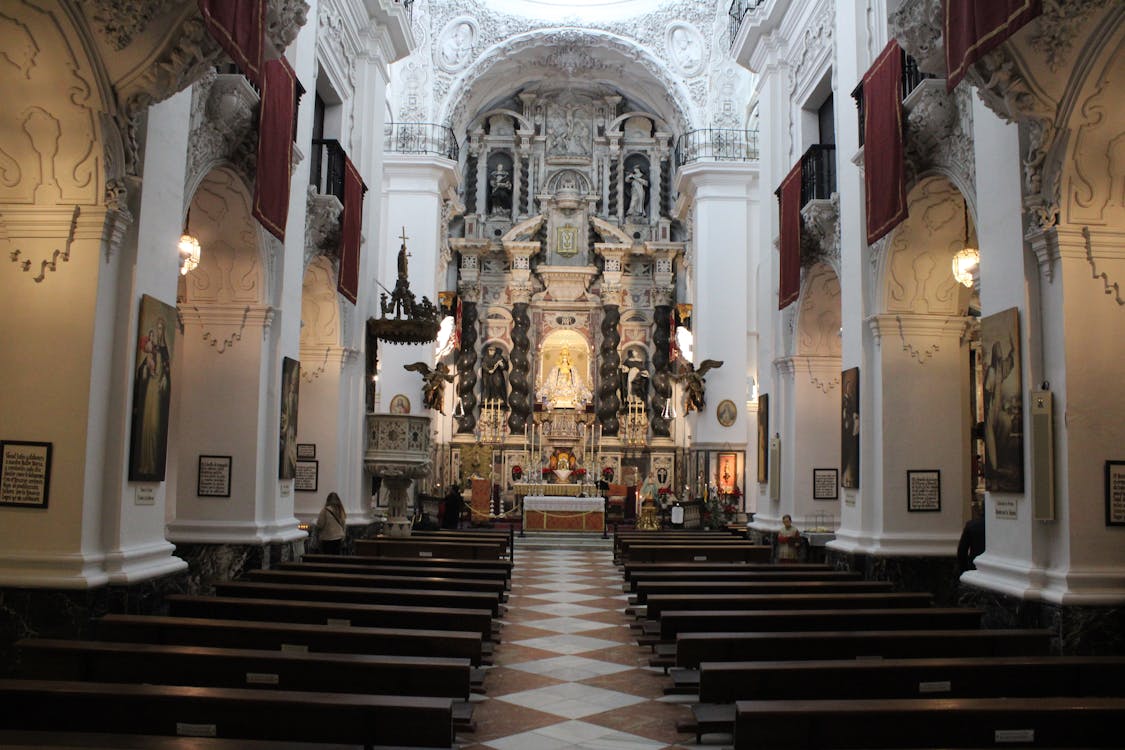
[
  {"xmin": 179, "ymin": 303, "xmax": 276, "ymax": 354},
  {"xmin": 903, "ymin": 82, "xmax": 976, "ymax": 206},
  {"xmin": 799, "ymin": 194, "xmax": 841, "ymax": 271},
  {"xmin": 304, "ymin": 185, "xmax": 344, "ymax": 270},
  {"xmin": 888, "ymin": 0, "xmax": 944, "ymax": 76},
  {"xmin": 868, "ymin": 313, "xmax": 972, "ymax": 365},
  {"xmin": 186, "ymin": 72, "xmax": 260, "ymax": 194}
]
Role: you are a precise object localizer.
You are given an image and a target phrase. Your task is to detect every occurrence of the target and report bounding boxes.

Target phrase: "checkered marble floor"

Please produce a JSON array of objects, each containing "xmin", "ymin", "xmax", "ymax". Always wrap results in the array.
[{"xmin": 459, "ymin": 546, "xmax": 704, "ymax": 750}]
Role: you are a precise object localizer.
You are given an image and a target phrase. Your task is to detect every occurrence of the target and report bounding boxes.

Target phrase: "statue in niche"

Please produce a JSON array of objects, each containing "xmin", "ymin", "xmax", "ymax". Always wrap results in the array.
[
  {"xmin": 619, "ymin": 349, "xmax": 649, "ymax": 406},
  {"xmin": 626, "ymin": 166, "xmax": 648, "ymax": 219},
  {"xmin": 539, "ymin": 346, "xmax": 592, "ymax": 409},
  {"xmin": 488, "ymin": 162, "xmax": 512, "ymax": 213},
  {"xmin": 481, "ymin": 345, "xmax": 509, "ymax": 405}
]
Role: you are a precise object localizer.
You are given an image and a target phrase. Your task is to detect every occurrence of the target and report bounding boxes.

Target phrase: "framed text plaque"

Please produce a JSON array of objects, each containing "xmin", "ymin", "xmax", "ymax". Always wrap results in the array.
[
  {"xmin": 295, "ymin": 460, "xmax": 319, "ymax": 493},
  {"xmin": 813, "ymin": 468, "xmax": 839, "ymax": 500},
  {"xmin": 907, "ymin": 470, "xmax": 941, "ymax": 512},
  {"xmin": 0, "ymin": 440, "xmax": 52, "ymax": 509},
  {"xmin": 197, "ymin": 455, "xmax": 232, "ymax": 498}
]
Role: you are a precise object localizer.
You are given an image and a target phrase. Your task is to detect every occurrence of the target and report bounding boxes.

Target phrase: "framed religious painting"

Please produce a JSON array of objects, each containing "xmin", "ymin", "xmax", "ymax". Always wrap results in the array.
[
  {"xmin": 129, "ymin": 295, "xmax": 178, "ymax": 482},
  {"xmin": 757, "ymin": 394, "xmax": 769, "ymax": 484},
  {"xmin": 716, "ymin": 399, "xmax": 737, "ymax": 427},
  {"xmin": 981, "ymin": 308, "xmax": 1024, "ymax": 493},
  {"xmin": 279, "ymin": 357, "xmax": 300, "ymax": 481},
  {"xmin": 841, "ymin": 368, "xmax": 860, "ymax": 489},
  {"xmin": 717, "ymin": 452, "xmax": 738, "ymax": 495},
  {"xmin": 389, "ymin": 394, "xmax": 410, "ymax": 414}
]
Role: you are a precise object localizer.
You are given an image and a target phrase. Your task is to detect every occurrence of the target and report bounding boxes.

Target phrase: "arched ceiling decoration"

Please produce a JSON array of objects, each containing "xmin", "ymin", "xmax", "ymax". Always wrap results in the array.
[{"xmin": 438, "ymin": 28, "xmax": 699, "ymax": 136}]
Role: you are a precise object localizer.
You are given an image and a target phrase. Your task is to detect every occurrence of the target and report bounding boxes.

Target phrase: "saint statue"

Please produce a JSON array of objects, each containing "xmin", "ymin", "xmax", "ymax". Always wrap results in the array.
[
  {"xmin": 626, "ymin": 166, "xmax": 648, "ymax": 219},
  {"xmin": 539, "ymin": 346, "xmax": 592, "ymax": 409},
  {"xmin": 404, "ymin": 362, "xmax": 454, "ymax": 414},
  {"xmin": 482, "ymin": 345, "xmax": 509, "ymax": 405},
  {"xmin": 488, "ymin": 162, "xmax": 512, "ymax": 213}
]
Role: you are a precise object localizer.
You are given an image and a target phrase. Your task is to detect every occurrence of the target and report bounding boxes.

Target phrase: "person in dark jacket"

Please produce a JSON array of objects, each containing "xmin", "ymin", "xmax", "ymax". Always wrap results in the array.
[{"xmin": 957, "ymin": 504, "xmax": 986, "ymax": 572}]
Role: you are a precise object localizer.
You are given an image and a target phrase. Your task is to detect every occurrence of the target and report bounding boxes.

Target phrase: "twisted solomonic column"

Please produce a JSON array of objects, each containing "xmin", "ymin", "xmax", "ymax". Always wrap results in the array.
[
  {"xmin": 650, "ymin": 302, "xmax": 673, "ymax": 437},
  {"xmin": 597, "ymin": 299, "xmax": 622, "ymax": 435},
  {"xmin": 507, "ymin": 300, "xmax": 531, "ymax": 435},
  {"xmin": 455, "ymin": 300, "xmax": 478, "ymax": 434}
]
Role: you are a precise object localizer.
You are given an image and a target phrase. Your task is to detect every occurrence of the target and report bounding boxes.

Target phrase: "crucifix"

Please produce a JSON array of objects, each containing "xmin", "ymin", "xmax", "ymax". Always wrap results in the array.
[{"xmin": 396, "ymin": 226, "xmax": 411, "ymax": 281}]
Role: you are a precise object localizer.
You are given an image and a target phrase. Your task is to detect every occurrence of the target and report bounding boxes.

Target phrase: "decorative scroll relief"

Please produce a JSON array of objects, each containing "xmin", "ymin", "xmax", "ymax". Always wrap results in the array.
[
  {"xmin": 184, "ymin": 170, "xmax": 263, "ymax": 305},
  {"xmin": 800, "ymin": 194, "xmax": 841, "ymax": 271},
  {"xmin": 300, "ymin": 256, "xmax": 340, "ymax": 347},
  {"xmin": 0, "ymin": 6, "xmax": 101, "ymax": 207},
  {"xmin": 179, "ymin": 303, "xmax": 274, "ymax": 354},
  {"xmin": 889, "ymin": 0, "xmax": 944, "ymax": 74},
  {"xmin": 1083, "ymin": 227, "xmax": 1125, "ymax": 307},
  {"xmin": 1064, "ymin": 39, "xmax": 1125, "ymax": 228},
  {"xmin": 186, "ymin": 72, "xmax": 260, "ymax": 193},
  {"xmin": 785, "ymin": 0, "xmax": 834, "ymax": 161},
  {"xmin": 4, "ymin": 204, "xmax": 80, "ymax": 283},
  {"xmin": 666, "ymin": 22, "xmax": 705, "ymax": 78},
  {"xmin": 304, "ymin": 186, "xmax": 343, "ymax": 269},
  {"xmin": 796, "ymin": 264, "xmax": 842, "ymax": 358},
  {"xmin": 904, "ymin": 83, "xmax": 976, "ymax": 206},
  {"xmin": 868, "ymin": 313, "xmax": 972, "ymax": 366},
  {"xmin": 882, "ymin": 177, "xmax": 964, "ymax": 317}
]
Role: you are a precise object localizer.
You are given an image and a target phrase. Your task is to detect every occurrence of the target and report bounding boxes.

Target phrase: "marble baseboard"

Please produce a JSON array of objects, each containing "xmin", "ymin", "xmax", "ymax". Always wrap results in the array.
[
  {"xmin": 956, "ymin": 584, "xmax": 1125, "ymax": 656},
  {"xmin": 825, "ymin": 549, "xmax": 962, "ymax": 607},
  {"xmin": 174, "ymin": 540, "xmax": 304, "ymax": 595}
]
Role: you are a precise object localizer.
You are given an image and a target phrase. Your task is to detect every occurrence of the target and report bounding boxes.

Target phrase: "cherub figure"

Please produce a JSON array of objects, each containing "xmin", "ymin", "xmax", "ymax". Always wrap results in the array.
[
  {"xmin": 673, "ymin": 359, "xmax": 724, "ymax": 414},
  {"xmin": 404, "ymin": 361, "xmax": 454, "ymax": 414}
]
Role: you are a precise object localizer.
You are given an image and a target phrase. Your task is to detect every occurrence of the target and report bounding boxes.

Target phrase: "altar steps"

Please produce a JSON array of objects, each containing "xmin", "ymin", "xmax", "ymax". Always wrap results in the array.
[{"xmin": 514, "ymin": 531, "xmax": 613, "ymax": 552}]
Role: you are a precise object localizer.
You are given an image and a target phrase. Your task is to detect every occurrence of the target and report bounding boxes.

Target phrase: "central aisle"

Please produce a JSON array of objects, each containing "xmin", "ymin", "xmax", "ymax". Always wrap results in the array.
[{"xmin": 462, "ymin": 544, "xmax": 692, "ymax": 749}]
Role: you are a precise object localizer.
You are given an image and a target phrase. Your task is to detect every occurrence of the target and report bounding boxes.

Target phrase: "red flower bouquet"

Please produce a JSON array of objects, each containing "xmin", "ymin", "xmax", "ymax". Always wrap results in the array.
[
  {"xmin": 573, "ymin": 467, "xmax": 587, "ymax": 478},
  {"xmin": 512, "ymin": 465, "xmax": 523, "ymax": 479}
]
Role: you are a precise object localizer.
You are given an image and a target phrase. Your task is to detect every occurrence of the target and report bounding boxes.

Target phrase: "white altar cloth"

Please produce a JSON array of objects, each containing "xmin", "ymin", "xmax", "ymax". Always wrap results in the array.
[{"xmin": 523, "ymin": 496, "xmax": 605, "ymax": 513}]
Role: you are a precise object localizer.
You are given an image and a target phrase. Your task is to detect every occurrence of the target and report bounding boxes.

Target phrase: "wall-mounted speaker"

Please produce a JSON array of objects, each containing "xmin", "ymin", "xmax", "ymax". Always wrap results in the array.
[{"xmin": 1030, "ymin": 389, "xmax": 1054, "ymax": 521}]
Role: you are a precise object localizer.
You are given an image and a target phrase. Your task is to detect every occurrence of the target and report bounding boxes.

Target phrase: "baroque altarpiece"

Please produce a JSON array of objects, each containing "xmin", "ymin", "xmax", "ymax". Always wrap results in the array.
[{"xmin": 444, "ymin": 84, "xmax": 689, "ymax": 496}]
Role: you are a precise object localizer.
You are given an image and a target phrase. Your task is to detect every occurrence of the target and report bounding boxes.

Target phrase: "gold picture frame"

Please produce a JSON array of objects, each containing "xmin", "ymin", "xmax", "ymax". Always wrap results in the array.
[{"xmin": 716, "ymin": 399, "xmax": 737, "ymax": 427}]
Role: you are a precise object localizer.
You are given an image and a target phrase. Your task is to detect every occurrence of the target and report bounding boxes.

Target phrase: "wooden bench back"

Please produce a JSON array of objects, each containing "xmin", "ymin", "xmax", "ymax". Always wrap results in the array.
[
  {"xmin": 644, "ymin": 591, "xmax": 933, "ymax": 620},
  {"xmin": 278, "ymin": 561, "xmax": 510, "ymax": 583},
  {"xmin": 212, "ymin": 580, "xmax": 503, "ymax": 615},
  {"xmin": 635, "ymin": 579, "xmax": 893, "ymax": 603},
  {"xmin": 246, "ymin": 568, "xmax": 508, "ymax": 595},
  {"xmin": 625, "ymin": 545, "xmax": 772, "ymax": 564},
  {"xmin": 659, "ymin": 607, "xmax": 983, "ymax": 641},
  {"xmin": 355, "ymin": 538, "xmax": 506, "ymax": 561},
  {"xmin": 300, "ymin": 554, "xmax": 512, "ymax": 575}
]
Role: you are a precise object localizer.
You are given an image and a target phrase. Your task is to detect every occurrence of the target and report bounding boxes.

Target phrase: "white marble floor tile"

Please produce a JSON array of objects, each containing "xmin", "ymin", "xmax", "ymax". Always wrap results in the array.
[
  {"xmin": 511, "ymin": 633, "xmax": 623, "ymax": 654},
  {"xmin": 506, "ymin": 654, "xmax": 635, "ymax": 680},
  {"xmin": 514, "ymin": 616, "xmax": 616, "ymax": 634},
  {"xmin": 522, "ymin": 602, "xmax": 606, "ymax": 617},
  {"xmin": 524, "ymin": 582, "xmax": 602, "ymax": 592},
  {"xmin": 523, "ymin": 591, "xmax": 603, "ymax": 603},
  {"xmin": 494, "ymin": 682, "xmax": 648, "ymax": 719}
]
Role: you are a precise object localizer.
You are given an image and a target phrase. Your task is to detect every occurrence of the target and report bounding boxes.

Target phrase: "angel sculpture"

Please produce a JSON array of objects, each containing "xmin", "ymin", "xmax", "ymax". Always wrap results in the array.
[
  {"xmin": 404, "ymin": 362, "xmax": 454, "ymax": 414},
  {"xmin": 673, "ymin": 359, "xmax": 724, "ymax": 414}
]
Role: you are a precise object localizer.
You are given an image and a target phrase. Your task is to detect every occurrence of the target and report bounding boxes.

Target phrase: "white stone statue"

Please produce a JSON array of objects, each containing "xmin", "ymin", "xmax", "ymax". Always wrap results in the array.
[{"xmin": 626, "ymin": 166, "xmax": 648, "ymax": 219}]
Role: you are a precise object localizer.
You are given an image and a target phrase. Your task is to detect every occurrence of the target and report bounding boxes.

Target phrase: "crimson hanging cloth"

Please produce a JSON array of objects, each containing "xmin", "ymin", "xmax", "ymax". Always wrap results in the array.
[
  {"xmin": 338, "ymin": 156, "xmax": 365, "ymax": 305},
  {"xmin": 252, "ymin": 57, "xmax": 296, "ymax": 242},
  {"xmin": 777, "ymin": 160, "xmax": 802, "ymax": 310},
  {"xmin": 198, "ymin": 0, "xmax": 266, "ymax": 87},
  {"xmin": 944, "ymin": 0, "xmax": 1041, "ymax": 91},
  {"xmin": 863, "ymin": 40, "xmax": 908, "ymax": 246}
]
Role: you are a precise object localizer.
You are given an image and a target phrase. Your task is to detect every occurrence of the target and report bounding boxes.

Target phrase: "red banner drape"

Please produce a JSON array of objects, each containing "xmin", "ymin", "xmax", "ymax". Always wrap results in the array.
[
  {"xmin": 252, "ymin": 57, "xmax": 296, "ymax": 242},
  {"xmin": 863, "ymin": 40, "xmax": 908, "ymax": 246},
  {"xmin": 198, "ymin": 0, "xmax": 266, "ymax": 87},
  {"xmin": 777, "ymin": 161, "xmax": 802, "ymax": 310},
  {"xmin": 944, "ymin": 0, "xmax": 1041, "ymax": 91},
  {"xmin": 338, "ymin": 157, "xmax": 365, "ymax": 305}
]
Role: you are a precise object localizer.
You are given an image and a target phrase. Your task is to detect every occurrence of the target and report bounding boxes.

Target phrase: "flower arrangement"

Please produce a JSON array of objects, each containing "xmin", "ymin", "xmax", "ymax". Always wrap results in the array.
[
  {"xmin": 511, "ymin": 465, "xmax": 523, "ymax": 479},
  {"xmin": 658, "ymin": 486, "xmax": 671, "ymax": 496},
  {"xmin": 602, "ymin": 466, "xmax": 614, "ymax": 479},
  {"xmin": 573, "ymin": 467, "xmax": 587, "ymax": 479}
]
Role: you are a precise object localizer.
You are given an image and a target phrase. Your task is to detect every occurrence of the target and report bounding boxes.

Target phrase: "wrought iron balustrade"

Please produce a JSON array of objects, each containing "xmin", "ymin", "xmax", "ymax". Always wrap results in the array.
[
  {"xmin": 852, "ymin": 50, "xmax": 935, "ymax": 147},
  {"xmin": 310, "ymin": 138, "xmax": 346, "ymax": 200},
  {"xmin": 675, "ymin": 128, "xmax": 760, "ymax": 166},
  {"xmin": 384, "ymin": 122, "xmax": 459, "ymax": 161},
  {"xmin": 800, "ymin": 144, "xmax": 836, "ymax": 207},
  {"xmin": 728, "ymin": 0, "xmax": 766, "ymax": 48}
]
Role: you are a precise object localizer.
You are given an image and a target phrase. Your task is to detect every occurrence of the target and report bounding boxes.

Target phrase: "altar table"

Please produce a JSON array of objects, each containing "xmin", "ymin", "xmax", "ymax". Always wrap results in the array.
[{"xmin": 522, "ymin": 496, "xmax": 605, "ymax": 532}]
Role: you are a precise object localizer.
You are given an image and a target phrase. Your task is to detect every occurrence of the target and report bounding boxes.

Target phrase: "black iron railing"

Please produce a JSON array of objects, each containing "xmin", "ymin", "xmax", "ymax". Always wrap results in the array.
[
  {"xmin": 728, "ymin": 0, "xmax": 765, "ymax": 48},
  {"xmin": 852, "ymin": 50, "xmax": 935, "ymax": 147},
  {"xmin": 675, "ymin": 128, "xmax": 760, "ymax": 166},
  {"xmin": 311, "ymin": 138, "xmax": 346, "ymax": 200},
  {"xmin": 800, "ymin": 144, "xmax": 836, "ymax": 207},
  {"xmin": 384, "ymin": 122, "xmax": 459, "ymax": 161}
]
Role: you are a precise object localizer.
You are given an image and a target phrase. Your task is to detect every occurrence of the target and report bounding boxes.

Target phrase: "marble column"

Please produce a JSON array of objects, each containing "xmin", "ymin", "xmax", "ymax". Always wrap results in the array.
[
  {"xmin": 651, "ymin": 298, "xmax": 674, "ymax": 438},
  {"xmin": 507, "ymin": 296, "xmax": 532, "ymax": 434},
  {"xmin": 597, "ymin": 290, "xmax": 624, "ymax": 435},
  {"xmin": 455, "ymin": 298, "xmax": 479, "ymax": 434}
]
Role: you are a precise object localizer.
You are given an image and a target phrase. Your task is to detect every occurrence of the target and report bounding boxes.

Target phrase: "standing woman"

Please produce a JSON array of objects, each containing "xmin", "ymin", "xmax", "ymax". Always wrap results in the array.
[
  {"xmin": 316, "ymin": 492, "xmax": 347, "ymax": 554},
  {"xmin": 776, "ymin": 514, "xmax": 801, "ymax": 563}
]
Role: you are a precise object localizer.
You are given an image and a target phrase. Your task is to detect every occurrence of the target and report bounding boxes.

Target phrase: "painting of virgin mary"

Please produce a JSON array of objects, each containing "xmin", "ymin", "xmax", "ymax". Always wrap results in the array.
[{"xmin": 128, "ymin": 295, "xmax": 177, "ymax": 482}]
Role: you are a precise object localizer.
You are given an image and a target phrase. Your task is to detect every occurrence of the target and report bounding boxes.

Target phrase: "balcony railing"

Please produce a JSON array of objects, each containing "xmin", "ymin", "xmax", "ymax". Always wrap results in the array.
[
  {"xmin": 800, "ymin": 144, "xmax": 836, "ymax": 207},
  {"xmin": 384, "ymin": 122, "xmax": 459, "ymax": 161},
  {"xmin": 852, "ymin": 50, "xmax": 935, "ymax": 146},
  {"xmin": 728, "ymin": 0, "xmax": 766, "ymax": 48},
  {"xmin": 675, "ymin": 128, "xmax": 760, "ymax": 166},
  {"xmin": 310, "ymin": 138, "xmax": 347, "ymax": 200}
]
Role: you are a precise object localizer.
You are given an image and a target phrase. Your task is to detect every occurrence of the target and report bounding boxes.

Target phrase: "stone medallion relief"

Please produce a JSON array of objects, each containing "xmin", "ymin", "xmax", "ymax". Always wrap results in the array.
[
  {"xmin": 437, "ymin": 16, "xmax": 477, "ymax": 74},
  {"xmin": 665, "ymin": 22, "xmax": 704, "ymax": 78}
]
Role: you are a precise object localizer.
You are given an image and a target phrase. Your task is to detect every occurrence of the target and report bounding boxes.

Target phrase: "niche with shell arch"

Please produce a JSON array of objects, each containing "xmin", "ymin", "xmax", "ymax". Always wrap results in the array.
[
  {"xmin": 181, "ymin": 167, "xmax": 264, "ymax": 305},
  {"xmin": 876, "ymin": 175, "xmax": 973, "ymax": 317}
]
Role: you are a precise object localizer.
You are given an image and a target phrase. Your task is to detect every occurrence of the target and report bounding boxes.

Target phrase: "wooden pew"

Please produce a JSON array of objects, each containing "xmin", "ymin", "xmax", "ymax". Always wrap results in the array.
[
  {"xmin": 244, "ymin": 568, "xmax": 508, "ymax": 597},
  {"xmin": 655, "ymin": 607, "xmax": 983, "ymax": 644},
  {"xmin": 625, "ymin": 566, "xmax": 842, "ymax": 590},
  {"xmin": 667, "ymin": 628, "xmax": 1054, "ymax": 670},
  {"xmin": 96, "ymin": 614, "xmax": 487, "ymax": 666},
  {"xmin": 212, "ymin": 580, "xmax": 504, "ymax": 616},
  {"xmin": 623, "ymin": 544, "xmax": 772, "ymax": 564},
  {"xmin": 641, "ymin": 591, "xmax": 933, "ymax": 625},
  {"xmin": 278, "ymin": 561, "xmax": 511, "ymax": 586},
  {"xmin": 703, "ymin": 654, "xmax": 1125, "ymax": 703},
  {"xmin": 17, "ymin": 638, "xmax": 474, "ymax": 700},
  {"xmin": 0, "ymin": 731, "xmax": 367, "ymax": 750},
  {"xmin": 633, "ymin": 578, "xmax": 894, "ymax": 604},
  {"xmin": 300, "ymin": 553, "xmax": 512, "ymax": 578},
  {"xmin": 622, "ymin": 561, "xmax": 830, "ymax": 583},
  {"xmin": 355, "ymin": 538, "xmax": 506, "ymax": 561},
  {"xmin": 166, "ymin": 595, "xmax": 497, "ymax": 642},
  {"xmin": 734, "ymin": 695, "xmax": 1125, "ymax": 749},
  {"xmin": 0, "ymin": 679, "xmax": 454, "ymax": 749}
]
